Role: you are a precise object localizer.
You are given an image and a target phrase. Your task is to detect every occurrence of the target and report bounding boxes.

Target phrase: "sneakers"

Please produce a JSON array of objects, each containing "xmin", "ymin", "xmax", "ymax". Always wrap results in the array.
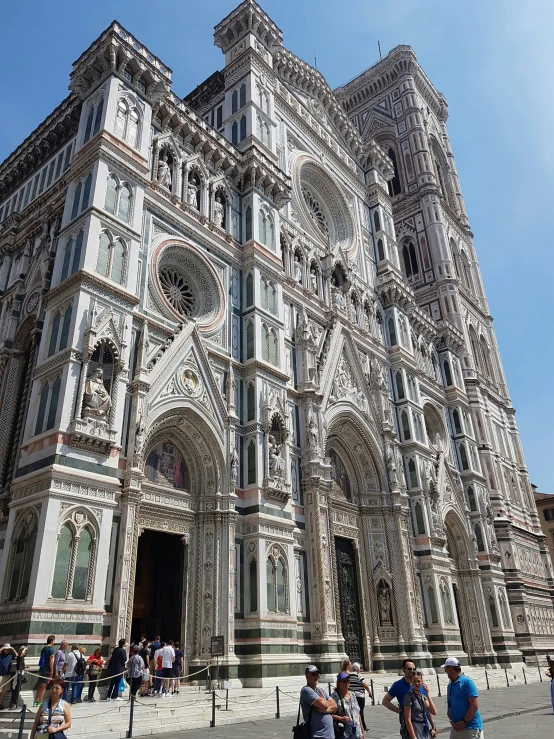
[
  {"xmin": 105, "ymin": 698, "xmax": 111, "ymax": 702},
  {"xmin": 33, "ymin": 702, "xmax": 40, "ymax": 707},
  {"xmin": 115, "ymin": 697, "xmax": 123, "ymax": 701}
]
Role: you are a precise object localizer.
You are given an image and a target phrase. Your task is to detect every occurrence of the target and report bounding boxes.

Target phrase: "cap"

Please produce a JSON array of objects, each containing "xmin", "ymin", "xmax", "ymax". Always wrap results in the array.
[
  {"xmin": 305, "ymin": 664, "xmax": 319, "ymax": 674},
  {"xmin": 2, "ymin": 643, "xmax": 11, "ymax": 649},
  {"xmin": 337, "ymin": 671, "xmax": 350, "ymax": 681},
  {"xmin": 441, "ymin": 657, "xmax": 460, "ymax": 668}
]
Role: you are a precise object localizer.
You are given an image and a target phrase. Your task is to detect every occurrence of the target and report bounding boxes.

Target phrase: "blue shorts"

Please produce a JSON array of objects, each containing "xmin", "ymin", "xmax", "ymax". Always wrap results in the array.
[{"xmin": 37, "ymin": 670, "xmax": 51, "ymax": 685}]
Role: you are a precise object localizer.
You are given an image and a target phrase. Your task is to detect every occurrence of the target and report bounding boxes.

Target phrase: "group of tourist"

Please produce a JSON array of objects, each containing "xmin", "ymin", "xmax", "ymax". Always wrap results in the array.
[{"xmin": 299, "ymin": 656, "xmax": 483, "ymax": 739}]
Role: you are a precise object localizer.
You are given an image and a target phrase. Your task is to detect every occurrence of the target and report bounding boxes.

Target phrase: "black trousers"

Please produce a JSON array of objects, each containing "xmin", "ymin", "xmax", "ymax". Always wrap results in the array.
[
  {"xmin": 130, "ymin": 677, "xmax": 142, "ymax": 696},
  {"xmin": 87, "ymin": 678, "xmax": 98, "ymax": 701},
  {"xmin": 107, "ymin": 676, "xmax": 120, "ymax": 699},
  {"xmin": 357, "ymin": 695, "xmax": 367, "ymax": 731}
]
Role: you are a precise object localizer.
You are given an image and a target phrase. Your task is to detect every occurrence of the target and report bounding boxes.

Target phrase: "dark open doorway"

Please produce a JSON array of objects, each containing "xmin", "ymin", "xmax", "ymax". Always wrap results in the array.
[
  {"xmin": 335, "ymin": 537, "xmax": 364, "ymax": 665},
  {"xmin": 132, "ymin": 530, "xmax": 184, "ymax": 643},
  {"xmin": 452, "ymin": 583, "xmax": 467, "ymax": 655}
]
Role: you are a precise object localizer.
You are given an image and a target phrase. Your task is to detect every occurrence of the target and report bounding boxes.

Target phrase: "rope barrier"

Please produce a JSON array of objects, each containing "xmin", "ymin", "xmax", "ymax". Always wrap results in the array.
[
  {"xmin": 23, "ymin": 663, "xmax": 209, "ymax": 685},
  {"xmin": 213, "ymin": 688, "xmax": 276, "ymax": 705}
]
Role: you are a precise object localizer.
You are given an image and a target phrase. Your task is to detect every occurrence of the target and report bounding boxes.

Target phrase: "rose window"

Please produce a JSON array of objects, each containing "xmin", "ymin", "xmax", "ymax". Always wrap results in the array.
[
  {"xmin": 301, "ymin": 187, "xmax": 329, "ymax": 237},
  {"xmin": 159, "ymin": 266, "xmax": 197, "ymax": 317}
]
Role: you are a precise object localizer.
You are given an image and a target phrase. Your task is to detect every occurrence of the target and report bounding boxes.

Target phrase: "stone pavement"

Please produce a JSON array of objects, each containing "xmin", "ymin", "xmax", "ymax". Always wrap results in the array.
[{"xmin": 150, "ymin": 681, "xmax": 552, "ymax": 739}]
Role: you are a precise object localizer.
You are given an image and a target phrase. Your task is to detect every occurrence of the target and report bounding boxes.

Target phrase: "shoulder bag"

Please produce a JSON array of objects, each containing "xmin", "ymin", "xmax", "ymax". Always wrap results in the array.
[
  {"xmin": 47, "ymin": 702, "xmax": 67, "ymax": 739},
  {"xmin": 292, "ymin": 697, "xmax": 313, "ymax": 739}
]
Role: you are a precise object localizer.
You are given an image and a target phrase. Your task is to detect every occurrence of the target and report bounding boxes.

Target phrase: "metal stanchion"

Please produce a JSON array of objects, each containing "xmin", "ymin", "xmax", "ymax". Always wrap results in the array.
[
  {"xmin": 210, "ymin": 690, "xmax": 216, "ymax": 727},
  {"xmin": 328, "ymin": 682, "xmax": 332, "ymax": 695},
  {"xmin": 539, "ymin": 667, "xmax": 543, "ymax": 683},
  {"xmin": 523, "ymin": 668, "xmax": 527, "ymax": 685},
  {"xmin": 126, "ymin": 694, "xmax": 135, "ymax": 738},
  {"xmin": 276, "ymin": 686, "xmax": 280, "ymax": 719},
  {"xmin": 370, "ymin": 679, "xmax": 375, "ymax": 706},
  {"xmin": 436, "ymin": 674, "xmax": 441, "ymax": 697},
  {"xmin": 485, "ymin": 671, "xmax": 490, "ymax": 690},
  {"xmin": 505, "ymin": 669, "xmax": 509, "ymax": 687},
  {"xmin": 226, "ymin": 688, "xmax": 229, "ymax": 712},
  {"xmin": 17, "ymin": 704, "xmax": 26, "ymax": 739}
]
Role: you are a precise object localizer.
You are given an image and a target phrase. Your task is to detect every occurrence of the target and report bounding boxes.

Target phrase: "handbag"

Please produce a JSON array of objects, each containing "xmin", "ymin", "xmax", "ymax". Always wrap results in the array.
[
  {"xmin": 47, "ymin": 701, "xmax": 67, "ymax": 739},
  {"xmin": 292, "ymin": 699, "xmax": 313, "ymax": 739},
  {"xmin": 334, "ymin": 696, "xmax": 346, "ymax": 739}
]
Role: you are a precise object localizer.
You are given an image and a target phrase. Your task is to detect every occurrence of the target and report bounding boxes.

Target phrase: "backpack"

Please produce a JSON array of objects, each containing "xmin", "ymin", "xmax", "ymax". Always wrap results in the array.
[
  {"xmin": 74, "ymin": 653, "xmax": 86, "ymax": 677},
  {"xmin": 38, "ymin": 646, "xmax": 49, "ymax": 670}
]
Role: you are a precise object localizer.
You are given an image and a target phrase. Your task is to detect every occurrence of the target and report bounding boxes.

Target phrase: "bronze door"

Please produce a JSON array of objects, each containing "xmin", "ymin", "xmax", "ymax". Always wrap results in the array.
[{"xmin": 335, "ymin": 537, "xmax": 364, "ymax": 664}]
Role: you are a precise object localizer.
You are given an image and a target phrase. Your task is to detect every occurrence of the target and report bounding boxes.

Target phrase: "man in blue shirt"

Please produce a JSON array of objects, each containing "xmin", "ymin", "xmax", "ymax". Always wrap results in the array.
[
  {"xmin": 383, "ymin": 659, "xmax": 428, "ymax": 732},
  {"xmin": 299, "ymin": 664, "xmax": 337, "ymax": 739},
  {"xmin": 443, "ymin": 657, "xmax": 483, "ymax": 739}
]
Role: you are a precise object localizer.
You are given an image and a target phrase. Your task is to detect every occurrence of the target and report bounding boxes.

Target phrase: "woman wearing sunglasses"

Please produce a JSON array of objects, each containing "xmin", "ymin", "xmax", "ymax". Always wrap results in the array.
[{"xmin": 331, "ymin": 671, "xmax": 364, "ymax": 739}]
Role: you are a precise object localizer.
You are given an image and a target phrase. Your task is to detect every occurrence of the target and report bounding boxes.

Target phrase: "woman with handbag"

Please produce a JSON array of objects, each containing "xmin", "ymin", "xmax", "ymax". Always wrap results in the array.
[
  {"xmin": 30, "ymin": 677, "xmax": 72, "ymax": 738},
  {"xmin": 331, "ymin": 671, "xmax": 364, "ymax": 739},
  {"xmin": 401, "ymin": 671, "xmax": 437, "ymax": 739},
  {"xmin": 86, "ymin": 649, "xmax": 104, "ymax": 702}
]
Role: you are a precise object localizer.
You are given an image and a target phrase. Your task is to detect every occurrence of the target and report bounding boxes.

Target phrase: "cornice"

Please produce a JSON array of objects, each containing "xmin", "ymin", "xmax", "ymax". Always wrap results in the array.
[
  {"xmin": 45, "ymin": 269, "xmax": 140, "ymax": 311},
  {"xmin": 214, "ymin": 0, "xmax": 283, "ymax": 54}
]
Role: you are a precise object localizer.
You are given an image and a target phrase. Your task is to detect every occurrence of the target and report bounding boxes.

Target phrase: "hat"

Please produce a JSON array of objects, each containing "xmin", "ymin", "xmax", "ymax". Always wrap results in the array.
[
  {"xmin": 305, "ymin": 665, "xmax": 319, "ymax": 674},
  {"xmin": 337, "ymin": 671, "xmax": 350, "ymax": 681},
  {"xmin": 2, "ymin": 643, "xmax": 11, "ymax": 650},
  {"xmin": 441, "ymin": 657, "xmax": 460, "ymax": 668}
]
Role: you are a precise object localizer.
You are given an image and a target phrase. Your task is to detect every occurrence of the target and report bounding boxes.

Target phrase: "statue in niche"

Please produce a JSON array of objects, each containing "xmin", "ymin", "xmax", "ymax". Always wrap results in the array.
[
  {"xmin": 268, "ymin": 435, "xmax": 284, "ymax": 477},
  {"xmin": 230, "ymin": 446, "xmax": 239, "ymax": 487},
  {"xmin": 308, "ymin": 416, "xmax": 319, "ymax": 454},
  {"xmin": 213, "ymin": 195, "xmax": 225, "ymax": 228},
  {"xmin": 157, "ymin": 152, "xmax": 172, "ymax": 190},
  {"xmin": 83, "ymin": 367, "xmax": 112, "ymax": 419},
  {"xmin": 134, "ymin": 415, "xmax": 145, "ymax": 457},
  {"xmin": 293, "ymin": 254, "xmax": 302, "ymax": 283},
  {"xmin": 486, "ymin": 503, "xmax": 499, "ymax": 552},
  {"xmin": 183, "ymin": 369, "xmax": 197, "ymax": 394},
  {"xmin": 377, "ymin": 580, "xmax": 393, "ymax": 626},
  {"xmin": 386, "ymin": 445, "xmax": 399, "ymax": 489},
  {"xmin": 187, "ymin": 177, "xmax": 199, "ymax": 208},
  {"xmin": 309, "ymin": 266, "xmax": 318, "ymax": 294},
  {"xmin": 332, "ymin": 286, "xmax": 345, "ymax": 309}
]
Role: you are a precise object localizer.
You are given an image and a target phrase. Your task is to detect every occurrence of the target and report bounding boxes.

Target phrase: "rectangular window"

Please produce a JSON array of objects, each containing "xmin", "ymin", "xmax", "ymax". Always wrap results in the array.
[
  {"xmin": 216, "ymin": 105, "xmax": 223, "ymax": 129},
  {"xmin": 45, "ymin": 159, "xmax": 56, "ymax": 189},
  {"xmin": 544, "ymin": 509, "xmax": 554, "ymax": 522},
  {"xmin": 38, "ymin": 166, "xmax": 48, "ymax": 194},
  {"xmin": 63, "ymin": 145, "xmax": 72, "ymax": 172}
]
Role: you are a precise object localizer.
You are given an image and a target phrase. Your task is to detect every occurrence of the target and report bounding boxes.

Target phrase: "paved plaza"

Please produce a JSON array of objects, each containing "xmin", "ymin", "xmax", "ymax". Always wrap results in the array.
[{"xmin": 152, "ymin": 681, "xmax": 553, "ymax": 739}]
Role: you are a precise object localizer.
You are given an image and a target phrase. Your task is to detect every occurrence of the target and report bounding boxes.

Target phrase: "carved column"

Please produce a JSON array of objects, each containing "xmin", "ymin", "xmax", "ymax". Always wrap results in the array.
[{"xmin": 111, "ymin": 486, "xmax": 142, "ymax": 643}]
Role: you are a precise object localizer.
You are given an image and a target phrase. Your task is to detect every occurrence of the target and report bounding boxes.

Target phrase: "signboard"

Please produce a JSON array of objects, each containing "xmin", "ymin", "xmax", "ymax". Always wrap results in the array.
[{"xmin": 211, "ymin": 635, "xmax": 224, "ymax": 657}]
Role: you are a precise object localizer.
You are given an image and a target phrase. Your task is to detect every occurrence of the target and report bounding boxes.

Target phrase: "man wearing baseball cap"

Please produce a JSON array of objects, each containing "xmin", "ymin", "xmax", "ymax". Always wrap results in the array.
[
  {"xmin": 442, "ymin": 657, "xmax": 483, "ymax": 739},
  {"xmin": 299, "ymin": 664, "xmax": 337, "ymax": 738}
]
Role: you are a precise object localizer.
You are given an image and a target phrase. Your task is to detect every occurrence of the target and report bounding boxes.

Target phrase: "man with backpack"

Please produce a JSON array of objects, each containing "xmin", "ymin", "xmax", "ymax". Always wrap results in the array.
[
  {"xmin": 34, "ymin": 635, "xmax": 56, "ymax": 707},
  {"xmin": 64, "ymin": 644, "xmax": 86, "ymax": 705}
]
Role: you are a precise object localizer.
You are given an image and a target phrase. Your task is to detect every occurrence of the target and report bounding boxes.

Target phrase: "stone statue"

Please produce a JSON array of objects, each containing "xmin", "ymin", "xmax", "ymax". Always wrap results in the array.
[
  {"xmin": 268, "ymin": 435, "xmax": 284, "ymax": 477},
  {"xmin": 309, "ymin": 267, "xmax": 318, "ymax": 294},
  {"xmin": 293, "ymin": 254, "xmax": 302, "ymax": 283},
  {"xmin": 83, "ymin": 367, "xmax": 112, "ymax": 418},
  {"xmin": 157, "ymin": 152, "xmax": 172, "ymax": 190},
  {"xmin": 386, "ymin": 446, "xmax": 399, "ymax": 489},
  {"xmin": 183, "ymin": 369, "xmax": 196, "ymax": 393},
  {"xmin": 378, "ymin": 583, "xmax": 393, "ymax": 625},
  {"xmin": 187, "ymin": 178, "xmax": 198, "ymax": 208},
  {"xmin": 486, "ymin": 503, "xmax": 499, "ymax": 552},
  {"xmin": 332, "ymin": 286, "xmax": 345, "ymax": 309},
  {"xmin": 213, "ymin": 196, "xmax": 225, "ymax": 228},
  {"xmin": 134, "ymin": 415, "xmax": 145, "ymax": 457},
  {"xmin": 230, "ymin": 446, "xmax": 239, "ymax": 487},
  {"xmin": 308, "ymin": 417, "xmax": 319, "ymax": 453}
]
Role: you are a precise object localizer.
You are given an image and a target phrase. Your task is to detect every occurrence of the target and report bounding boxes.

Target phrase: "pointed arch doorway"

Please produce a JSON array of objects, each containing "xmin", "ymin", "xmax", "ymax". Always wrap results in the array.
[{"xmin": 445, "ymin": 515, "xmax": 471, "ymax": 660}]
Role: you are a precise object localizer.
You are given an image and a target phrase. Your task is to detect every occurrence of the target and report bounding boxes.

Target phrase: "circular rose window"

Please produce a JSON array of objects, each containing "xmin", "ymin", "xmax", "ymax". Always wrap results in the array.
[
  {"xmin": 159, "ymin": 266, "xmax": 197, "ymax": 317},
  {"xmin": 152, "ymin": 241, "xmax": 224, "ymax": 329}
]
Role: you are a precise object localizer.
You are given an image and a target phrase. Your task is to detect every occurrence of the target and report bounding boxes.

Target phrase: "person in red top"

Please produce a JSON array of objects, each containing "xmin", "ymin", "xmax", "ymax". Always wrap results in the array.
[{"xmin": 86, "ymin": 649, "xmax": 104, "ymax": 702}]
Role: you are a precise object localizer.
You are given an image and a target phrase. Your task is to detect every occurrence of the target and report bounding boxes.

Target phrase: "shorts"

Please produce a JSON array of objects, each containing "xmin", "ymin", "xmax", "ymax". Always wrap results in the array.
[
  {"xmin": 0, "ymin": 674, "xmax": 12, "ymax": 690},
  {"xmin": 37, "ymin": 670, "xmax": 52, "ymax": 685},
  {"xmin": 449, "ymin": 729, "xmax": 483, "ymax": 739},
  {"xmin": 142, "ymin": 669, "xmax": 150, "ymax": 683},
  {"xmin": 162, "ymin": 667, "xmax": 172, "ymax": 678}
]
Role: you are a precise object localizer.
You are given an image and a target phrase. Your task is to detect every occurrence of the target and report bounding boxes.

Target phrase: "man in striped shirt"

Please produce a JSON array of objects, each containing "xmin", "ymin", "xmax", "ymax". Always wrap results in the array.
[{"xmin": 349, "ymin": 663, "xmax": 372, "ymax": 732}]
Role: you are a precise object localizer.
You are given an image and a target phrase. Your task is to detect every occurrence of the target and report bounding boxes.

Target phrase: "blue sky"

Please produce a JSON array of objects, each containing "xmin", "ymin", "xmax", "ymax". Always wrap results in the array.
[{"xmin": 1, "ymin": 1, "xmax": 552, "ymax": 489}]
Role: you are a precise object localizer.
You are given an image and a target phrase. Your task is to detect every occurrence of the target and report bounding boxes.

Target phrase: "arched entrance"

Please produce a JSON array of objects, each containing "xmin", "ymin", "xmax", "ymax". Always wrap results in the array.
[
  {"xmin": 445, "ymin": 512, "xmax": 471, "ymax": 660},
  {"xmin": 324, "ymin": 413, "xmax": 384, "ymax": 669}
]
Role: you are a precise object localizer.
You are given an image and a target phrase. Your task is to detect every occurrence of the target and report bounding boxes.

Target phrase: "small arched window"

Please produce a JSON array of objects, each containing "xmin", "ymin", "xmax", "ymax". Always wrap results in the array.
[
  {"xmin": 266, "ymin": 553, "xmax": 287, "ymax": 613},
  {"xmin": 96, "ymin": 232, "xmax": 127, "ymax": 285},
  {"xmin": 232, "ymin": 120, "xmax": 238, "ymax": 145},
  {"xmin": 60, "ymin": 230, "xmax": 84, "ymax": 282},
  {"xmin": 414, "ymin": 501, "xmax": 425, "ymax": 534},
  {"xmin": 240, "ymin": 84, "xmax": 246, "ymax": 108},
  {"xmin": 408, "ymin": 459, "xmax": 418, "ymax": 489},
  {"xmin": 401, "ymin": 410, "xmax": 411, "ymax": 441},
  {"xmin": 488, "ymin": 596, "xmax": 499, "ymax": 628},
  {"xmin": 459, "ymin": 443, "xmax": 469, "ymax": 471},
  {"xmin": 269, "ymin": 329, "xmax": 278, "ymax": 366},
  {"xmin": 71, "ymin": 173, "xmax": 92, "ymax": 220},
  {"xmin": 72, "ymin": 527, "xmax": 92, "ymax": 600},
  {"xmin": 428, "ymin": 587, "xmax": 438, "ymax": 624},
  {"xmin": 377, "ymin": 238, "xmax": 385, "ymax": 261},
  {"xmin": 443, "ymin": 360, "xmax": 453, "ymax": 386},
  {"xmin": 84, "ymin": 98, "xmax": 104, "ymax": 144},
  {"xmin": 246, "ymin": 383, "xmax": 255, "ymax": 421},
  {"xmin": 373, "ymin": 211, "xmax": 381, "ymax": 232},
  {"xmin": 232, "ymin": 90, "xmax": 238, "ymax": 114},
  {"xmin": 5, "ymin": 515, "xmax": 37, "ymax": 603},
  {"xmin": 52, "ymin": 523, "xmax": 73, "ymax": 599},
  {"xmin": 261, "ymin": 324, "xmax": 269, "ymax": 363},
  {"xmin": 245, "ymin": 273, "xmax": 254, "ymax": 307},
  {"xmin": 388, "ymin": 316, "xmax": 397, "ymax": 346},
  {"xmin": 240, "ymin": 115, "xmax": 247, "ymax": 141},
  {"xmin": 245, "ymin": 206, "xmax": 252, "ymax": 241},
  {"xmin": 402, "ymin": 241, "xmax": 420, "ymax": 281},
  {"xmin": 48, "ymin": 305, "xmax": 72, "ymax": 357},
  {"xmin": 258, "ymin": 210, "xmax": 274, "ymax": 250},
  {"xmin": 467, "ymin": 485, "xmax": 477, "ymax": 512},
  {"xmin": 245, "ymin": 321, "xmax": 254, "ymax": 360},
  {"xmin": 115, "ymin": 98, "xmax": 141, "ymax": 148},
  {"xmin": 453, "ymin": 409, "xmax": 462, "ymax": 435},
  {"xmin": 395, "ymin": 372, "xmax": 405, "ymax": 400},
  {"xmin": 247, "ymin": 439, "xmax": 256, "ymax": 485},
  {"xmin": 249, "ymin": 559, "xmax": 257, "ymax": 612},
  {"xmin": 34, "ymin": 376, "xmax": 61, "ymax": 436}
]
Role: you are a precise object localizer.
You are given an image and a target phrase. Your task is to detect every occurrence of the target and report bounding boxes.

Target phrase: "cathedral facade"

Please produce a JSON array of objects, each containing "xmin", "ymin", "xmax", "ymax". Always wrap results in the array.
[{"xmin": 0, "ymin": 1, "xmax": 552, "ymax": 683}]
